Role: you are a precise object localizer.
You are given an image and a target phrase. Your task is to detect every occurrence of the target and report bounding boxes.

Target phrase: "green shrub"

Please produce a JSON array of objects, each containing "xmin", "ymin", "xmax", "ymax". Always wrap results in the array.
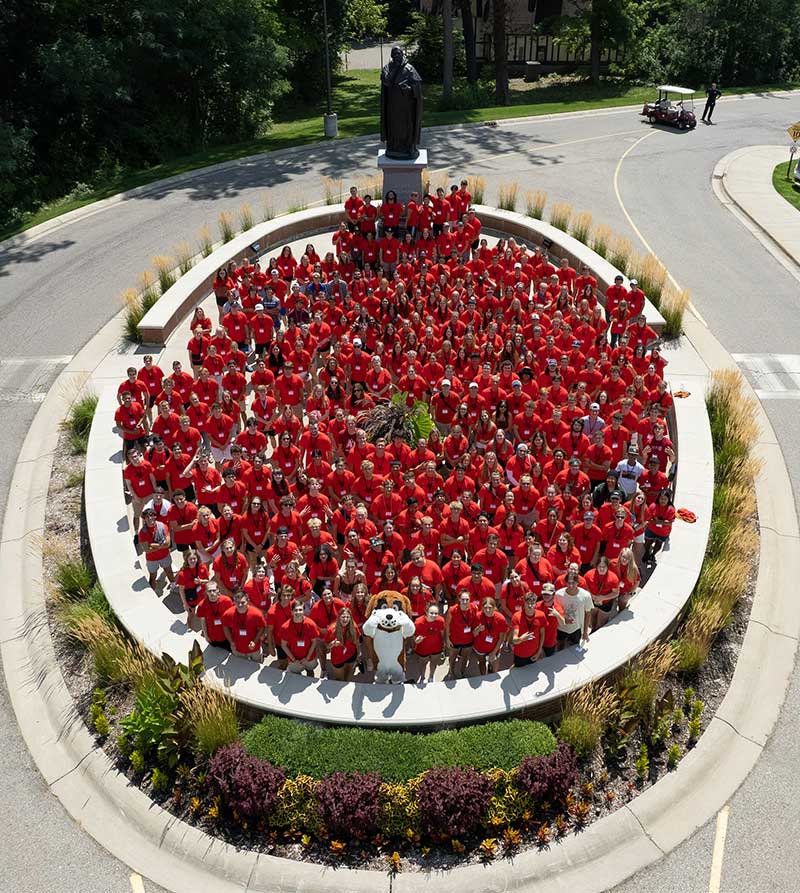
[
  {"xmin": 123, "ymin": 292, "xmax": 145, "ymax": 343},
  {"xmin": 54, "ymin": 558, "xmax": 94, "ymax": 600},
  {"xmin": 635, "ymin": 743, "xmax": 650, "ymax": 780},
  {"xmin": 666, "ymin": 743, "xmax": 681, "ymax": 769},
  {"xmin": 179, "ymin": 684, "xmax": 240, "ymax": 758},
  {"xmin": 64, "ymin": 391, "xmax": 98, "ymax": 454},
  {"xmin": 243, "ymin": 716, "xmax": 556, "ymax": 783}
]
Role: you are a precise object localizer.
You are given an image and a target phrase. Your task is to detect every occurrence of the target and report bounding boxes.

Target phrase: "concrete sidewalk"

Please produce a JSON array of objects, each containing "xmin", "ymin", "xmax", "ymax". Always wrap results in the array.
[{"xmin": 714, "ymin": 145, "xmax": 800, "ymax": 267}]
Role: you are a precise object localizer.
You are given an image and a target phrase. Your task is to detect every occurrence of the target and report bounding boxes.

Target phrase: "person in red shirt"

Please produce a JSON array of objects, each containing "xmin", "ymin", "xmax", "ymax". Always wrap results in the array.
[
  {"xmin": 412, "ymin": 603, "xmax": 445, "ymax": 682},
  {"xmin": 515, "ymin": 542, "xmax": 555, "ymax": 597},
  {"xmin": 584, "ymin": 555, "xmax": 620, "ymax": 630},
  {"xmin": 222, "ymin": 591, "xmax": 267, "ymax": 659},
  {"xmin": 324, "ymin": 606, "xmax": 360, "ymax": 681},
  {"xmin": 138, "ymin": 508, "xmax": 174, "ymax": 590},
  {"xmin": 457, "ymin": 562, "xmax": 496, "ymax": 606},
  {"xmin": 117, "ymin": 367, "xmax": 149, "ymax": 409},
  {"xmin": 511, "ymin": 593, "xmax": 546, "ymax": 667},
  {"xmin": 472, "ymin": 533, "xmax": 509, "ymax": 591},
  {"xmin": 344, "ymin": 186, "xmax": 364, "ymax": 230},
  {"xmin": 123, "ymin": 448, "xmax": 157, "ymax": 530},
  {"xmin": 167, "ymin": 488, "xmax": 199, "ymax": 553},
  {"xmin": 277, "ymin": 600, "xmax": 320, "ymax": 675},
  {"xmin": 136, "ymin": 355, "xmax": 165, "ymax": 412},
  {"xmin": 601, "ymin": 510, "xmax": 635, "ymax": 562},
  {"xmin": 309, "ymin": 588, "xmax": 346, "ymax": 655},
  {"xmin": 472, "ymin": 597, "xmax": 509, "ymax": 675},
  {"xmin": 643, "ymin": 488, "xmax": 676, "ymax": 566},
  {"xmin": 571, "ymin": 511, "xmax": 603, "ymax": 571},
  {"xmin": 274, "ymin": 361, "xmax": 305, "ymax": 416},
  {"xmin": 445, "ymin": 589, "xmax": 479, "ymax": 677},
  {"xmin": 400, "ymin": 546, "xmax": 444, "ymax": 600},
  {"xmin": 175, "ymin": 547, "xmax": 209, "ymax": 630},
  {"xmin": 638, "ymin": 455, "xmax": 670, "ymax": 503},
  {"xmin": 115, "ymin": 391, "xmax": 148, "ymax": 456},
  {"xmin": 212, "ymin": 537, "xmax": 249, "ymax": 596},
  {"xmin": 196, "ymin": 581, "xmax": 234, "ymax": 648},
  {"xmin": 538, "ymin": 583, "xmax": 562, "ymax": 656}
]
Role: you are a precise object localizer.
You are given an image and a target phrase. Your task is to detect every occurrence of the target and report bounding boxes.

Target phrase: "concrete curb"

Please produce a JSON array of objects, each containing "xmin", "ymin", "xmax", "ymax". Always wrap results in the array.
[
  {"xmin": 4, "ymin": 89, "xmax": 798, "ymax": 255},
  {"xmin": 2, "ymin": 171, "xmax": 799, "ymax": 891}
]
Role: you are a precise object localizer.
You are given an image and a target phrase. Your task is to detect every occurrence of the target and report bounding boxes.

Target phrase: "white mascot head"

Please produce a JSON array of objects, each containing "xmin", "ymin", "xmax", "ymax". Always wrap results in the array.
[{"xmin": 362, "ymin": 591, "xmax": 415, "ymax": 684}]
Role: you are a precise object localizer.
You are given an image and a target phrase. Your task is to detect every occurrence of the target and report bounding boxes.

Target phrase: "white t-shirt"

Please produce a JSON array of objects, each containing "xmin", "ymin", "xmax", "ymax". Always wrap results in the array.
[
  {"xmin": 554, "ymin": 587, "xmax": 593, "ymax": 634},
  {"xmin": 614, "ymin": 459, "xmax": 644, "ymax": 495}
]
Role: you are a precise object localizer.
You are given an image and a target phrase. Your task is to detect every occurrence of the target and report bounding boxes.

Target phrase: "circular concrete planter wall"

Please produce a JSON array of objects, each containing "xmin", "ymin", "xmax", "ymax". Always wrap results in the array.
[{"xmin": 88, "ymin": 205, "xmax": 702, "ymax": 728}]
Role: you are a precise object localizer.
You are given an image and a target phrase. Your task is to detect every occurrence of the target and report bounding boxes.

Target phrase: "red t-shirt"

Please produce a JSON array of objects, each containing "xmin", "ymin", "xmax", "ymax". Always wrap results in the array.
[
  {"xmin": 277, "ymin": 617, "xmax": 320, "ymax": 660},
  {"xmin": 123, "ymin": 460, "xmax": 155, "ymax": 498},
  {"xmin": 196, "ymin": 594, "xmax": 234, "ymax": 642},
  {"xmin": 511, "ymin": 608, "xmax": 545, "ymax": 658},
  {"xmin": 447, "ymin": 604, "xmax": 480, "ymax": 646},
  {"xmin": 222, "ymin": 605, "xmax": 267, "ymax": 652},
  {"xmin": 414, "ymin": 615, "xmax": 445, "ymax": 656},
  {"xmin": 473, "ymin": 612, "xmax": 509, "ymax": 655},
  {"xmin": 325, "ymin": 622, "xmax": 359, "ymax": 664}
]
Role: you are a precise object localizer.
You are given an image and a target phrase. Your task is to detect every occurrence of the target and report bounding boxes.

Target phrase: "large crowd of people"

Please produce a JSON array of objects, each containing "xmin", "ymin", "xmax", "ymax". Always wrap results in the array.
[{"xmin": 115, "ymin": 180, "xmax": 677, "ymax": 683}]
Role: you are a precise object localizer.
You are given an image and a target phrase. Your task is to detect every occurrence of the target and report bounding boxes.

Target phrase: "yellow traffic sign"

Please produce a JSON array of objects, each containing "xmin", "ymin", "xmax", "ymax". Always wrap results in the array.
[{"xmin": 788, "ymin": 121, "xmax": 800, "ymax": 141}]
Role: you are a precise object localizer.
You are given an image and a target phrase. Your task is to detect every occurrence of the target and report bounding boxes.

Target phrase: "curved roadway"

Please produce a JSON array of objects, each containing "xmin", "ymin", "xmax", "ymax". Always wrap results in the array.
[{"xmin": 2, "ymin": 92, "xmax": 800, "ymax": 892}]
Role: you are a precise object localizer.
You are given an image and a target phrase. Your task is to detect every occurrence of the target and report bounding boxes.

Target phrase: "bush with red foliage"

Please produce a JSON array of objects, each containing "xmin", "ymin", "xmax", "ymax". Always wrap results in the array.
[
  {"xmin": 418, "ymin": 766, "xmax": 494, "ymax": 839},
  {"xmin": 517, "ymin": 741, "xmax": 578, "ymax": 803},
  {"xmin": 207, "ymin": 742, "xmax": 286, "ymax": 819},
  {"xmin": 315, "ymin": 771, "xmax": 382, "ymax": 838}
]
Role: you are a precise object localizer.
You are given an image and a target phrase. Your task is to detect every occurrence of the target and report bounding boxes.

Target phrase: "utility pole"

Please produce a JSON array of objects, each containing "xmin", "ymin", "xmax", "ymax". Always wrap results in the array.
[{"xmin": 322, "ymin": 0, "xmax": 338, "ymax": 136}]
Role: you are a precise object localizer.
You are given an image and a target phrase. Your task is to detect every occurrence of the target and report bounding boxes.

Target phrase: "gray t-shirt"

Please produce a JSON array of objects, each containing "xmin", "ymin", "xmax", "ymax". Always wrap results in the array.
[{"xmin": 615, "ymin": 458, "xmax": 644, "ymax": 495}]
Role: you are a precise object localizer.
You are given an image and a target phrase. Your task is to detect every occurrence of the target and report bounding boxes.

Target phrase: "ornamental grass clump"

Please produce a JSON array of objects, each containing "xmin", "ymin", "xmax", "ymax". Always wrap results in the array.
[
  {"xmin": 660, "ymin": 287, "xmax": 689, "ymax": 338},
  {"xmin": 68, "ymin": 614, "xmax": 130, "ymax": 684},
  {"xmin": 207, "ymin": 743, "xmax": 285, "ymax": 820},
  {"xmin": 635, "ymin": 253, "xmax": 668, "ymax": 306},
  {"xmin": 419, "ymin": 766, "xmax": 494, "ymax": 839},
  {"xmin": 516, "ymin": 742, "xmax": 578, "ymax": 804},
  {"xmin": 137, "ymin": 270, "xmax": 158, "ymax": 311},
  {"xmin": 179, "ymin": 683, "xmax": 240, "ymax": 758},
  {"xmin": 570, "ymin": 211, "xmax": 593, "ymax": 245},
  {"xmin": 591, "ymin": 223, "xmax": 612, "ymax": 258},
  {"xmin": 238, "ymin": 202, "xmax": 254, "ymax": 232},
  {"xmin": 173, "ymin": 241, "xmax": 194, "ymax": 275},
  {"xmin": 557, "ymin": 682, "xmax": 618, "ymax": 758},
  {"xmin": 608, "ymin": 235, "xmax": 633, "ymax": 274},
  {"xmin": 218, "ymin": 211, "xmax": 235, "ymax": 243},
  {"xmin": 62, "ymin": 389, "xmax": 98, "ymax": 454},
  {"xmin": 152, "ymin": 255, "xmax": 176, "ymax": 294},
  {"xmin": 321, "ymin": 176, "xmax": 343, "ymax": 206},
  {"xmin": 497, "ymin": 181, "xmax": 520, "ymax": 212},
  {"xmin": 316, "ymin": 772, "xmax": 382, "ymax": 839},
  {"xmin": 524, "ymin": 189, "xmax": 547, "ymax": 219},
  {"xmin": 470, "ymin": 176, "xmax": 486, "ymax": 204},
  {"xmin": 53, "ymin": 556, "xmax": 94, "ymax": 600},
  {"xmin": 549, "ymin": 201, "xmax": 573, "ymax": 232},
  {"xmin": 197, "ymin": 224, "xmax": 214, "ymax": 257},
  {"xmin": 617, "ymin": 642, "xmax": 677, "ymax": 727}
]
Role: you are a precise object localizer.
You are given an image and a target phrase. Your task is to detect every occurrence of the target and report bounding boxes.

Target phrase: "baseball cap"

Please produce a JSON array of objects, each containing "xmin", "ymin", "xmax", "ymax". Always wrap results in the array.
[
  {"xmin": 469, "ymin": 381, "xmax": 479, "ymax": 388},
  {"xmin": 542, "ymin": 583, "xmax": 555, "ymax": 594},
  {"xmin": 254, "ymin": 303, "xmax": 264, "ymax": 311},
  {"xmin": 615, "ymin": 274, "xmax": 624, "ymax": 282},
  {"xmin": 630, "ymin": 278, "xmax": 638, "ymax": 285},
  {"xmin": 583, "ymin": 511, "xmax": 595, "ymax": 520},
  {"xmin": 353, "ymin": 338, "xmax": 362, "ymax": 346},
  {"xmin": 369, "ymin": 536, "xmax": 384, "ymax": 547},
  {"xmin": 590, "ymin": 402, "xmax": 600, "ymax": 410},
  {"xmin": 569, "ymin": 458, "xmax": 581, "ymax": 467},
  {"xmin": 441, "ymin": 378, "xmax": 451, "ymax": 386}
]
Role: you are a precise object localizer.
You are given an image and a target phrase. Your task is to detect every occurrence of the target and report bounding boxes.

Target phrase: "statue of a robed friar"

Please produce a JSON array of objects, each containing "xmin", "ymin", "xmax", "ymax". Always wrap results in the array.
[{"xmin": 380, "ymin": 47, "xmax": 423, "ymax": 160}]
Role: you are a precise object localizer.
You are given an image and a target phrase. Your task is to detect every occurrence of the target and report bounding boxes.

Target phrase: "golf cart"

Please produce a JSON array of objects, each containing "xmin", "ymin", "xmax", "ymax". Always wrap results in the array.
[{"xmin": 642, "ymin": 86, "xmax": 697, "ymax": 130}]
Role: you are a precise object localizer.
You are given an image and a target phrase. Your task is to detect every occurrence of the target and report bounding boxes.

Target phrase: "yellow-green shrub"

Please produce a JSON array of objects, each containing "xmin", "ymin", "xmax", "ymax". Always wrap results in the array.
[
  {"xmin": 484, "ymin": 767, "xmax": 535, "ymax": 829},
  {"xmin": 376, "ymin": 776, "xmax": 422, "ymax": 837},
  {"xmin": 269, "ymin": 775, "xmax": 322, "ymax": 835}
]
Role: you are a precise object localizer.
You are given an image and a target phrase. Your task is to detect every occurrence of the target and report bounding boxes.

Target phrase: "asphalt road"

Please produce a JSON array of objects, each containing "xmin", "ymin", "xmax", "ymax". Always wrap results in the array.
[{"xmin": 2, "ymin": 90, "xmax": 800, "ymax": 892}]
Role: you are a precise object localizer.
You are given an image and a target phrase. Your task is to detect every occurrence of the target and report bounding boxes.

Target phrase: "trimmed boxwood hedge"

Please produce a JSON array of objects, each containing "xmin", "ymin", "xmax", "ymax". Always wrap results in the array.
[{"xmin": 243, "ymin": 715, "xmax": 556, "ymax": 783}]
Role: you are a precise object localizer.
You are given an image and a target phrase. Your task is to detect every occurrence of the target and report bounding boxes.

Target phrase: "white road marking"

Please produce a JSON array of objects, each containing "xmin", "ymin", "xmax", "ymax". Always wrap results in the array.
[
  {"xmin": 0, "ymin": 356, "xmax": 71, "ymax": 404},
  {"xmin": 129, "ymin": 873, "xmax": 146, "ymax": 893},
  {"xmin": 612, "ymin": 130, "xmax": 709, "ymax": 327},
  {"xmin": 732, "ymin": 353, "xmax": 800, "ymax": 398},
  {"xmin": 708, "ymin": 804, "xmax": 730, "ymax": 893}
]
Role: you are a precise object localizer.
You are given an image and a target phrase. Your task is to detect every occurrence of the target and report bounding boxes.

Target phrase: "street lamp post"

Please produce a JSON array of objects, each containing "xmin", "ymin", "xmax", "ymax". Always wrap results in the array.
[{"xmin": 322, "ymin": 0, "xmax": 338, "ymax": 137}]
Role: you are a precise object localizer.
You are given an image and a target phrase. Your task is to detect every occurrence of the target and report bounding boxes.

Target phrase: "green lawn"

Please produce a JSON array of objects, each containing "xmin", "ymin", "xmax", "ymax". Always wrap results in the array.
[
  {"xmin": 5, "ymin": 71, "xmax": 799, "ymax": 242},
  {"xmin": 773, "ymin": 160, "xmax": 800, "ymax": 211}
]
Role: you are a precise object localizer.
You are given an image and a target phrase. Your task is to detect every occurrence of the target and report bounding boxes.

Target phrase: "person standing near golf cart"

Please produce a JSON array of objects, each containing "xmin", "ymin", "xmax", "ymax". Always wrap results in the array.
[{"xmin": 702, "ymin": 83, "xmax": 721, "ymax": 124}]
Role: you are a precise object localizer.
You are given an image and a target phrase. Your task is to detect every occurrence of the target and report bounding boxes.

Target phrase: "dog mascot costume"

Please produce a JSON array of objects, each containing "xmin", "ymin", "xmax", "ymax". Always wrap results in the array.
[{"xmin": 362, "ymin": 590, "xmax": 415, "ymax": 684}]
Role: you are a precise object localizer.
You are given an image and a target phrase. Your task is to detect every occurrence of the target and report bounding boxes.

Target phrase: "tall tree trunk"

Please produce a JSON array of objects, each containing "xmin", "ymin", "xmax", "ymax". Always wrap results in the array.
[
  {"xmin": 443, "ymin": 0, "xmax": 454, "ymax": 103},
  {"xmin": 590, "ymin": 9, "xmax": 601, "ymax": 83},
  {"xmin": 460, "ymin": 0, "xmax": 478, "ymax": 84},
  {"xmin": 493, "ymin": 0, "xmax": 509, "ymax": 105}
]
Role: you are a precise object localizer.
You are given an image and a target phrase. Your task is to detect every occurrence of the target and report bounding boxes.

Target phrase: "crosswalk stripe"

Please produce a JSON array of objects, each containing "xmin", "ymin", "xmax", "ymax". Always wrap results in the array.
[
  {"xmin": 732, "ymin": 353, "xmax": 800, "ymax": 395},
  {"xmin": 0, "ymin": 356, "xmax": 71, "ymax": 402}
]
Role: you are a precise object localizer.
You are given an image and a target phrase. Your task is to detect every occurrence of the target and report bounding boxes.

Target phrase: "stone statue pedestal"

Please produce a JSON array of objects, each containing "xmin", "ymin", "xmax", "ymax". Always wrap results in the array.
[{"xmin": 377, "ymin": 149, "xmax": 428, "ymax": 205}]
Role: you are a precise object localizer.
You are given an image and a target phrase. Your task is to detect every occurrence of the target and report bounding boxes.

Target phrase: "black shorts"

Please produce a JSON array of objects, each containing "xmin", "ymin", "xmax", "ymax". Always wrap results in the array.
[
  {"xmin": 543, "ymin": 645, "xmax": 556, "ymax": 657},
  {"xmin": 148, "ymin": 395, "xmax": 157, "ymax": 408},
  {"xmin": 332, "ymin": 654, "xmax": 356, "ymax": 669},
  {"xmin": 215, "ymin": 295, "xmax": 227, "ymax": 307},
  {"xmin": 513, "ymin": 653, "xmax": 536, "ymax": 668},
  {"xmin": 276, "ymin": 645, "xmax": 287, "ymax": 660},
  {"xmin": 245, "ymin": 543, "xmax": 267, "ymax": 552},
  {"xmin": 449, "ymin": 641, "xmax": 473, "ymax": 651},
  {"xmin": 211, "ymin": 639, "xmax": 231, "ymax": 651},
  {"xmin": 175, "ymin": 542, "xmax": 190, "ymax": 553},
  {"xmin": 645, "ymin": 530, "xmax": 669, "ymax": 544},
  {"xmin": 237, "ymin": 341, "xmax": 250, "ymax": 351},
  {"xmin": 433, "ymin": 224, "xmax": 443, "ymax": 236},
  {"xmin": 417, "ymin": 650, "xmax": 443, "ymax": 659},
  {"xmin": 190, "ymin": 354, "xmax": 203, "ymax": 367},
  {"xmin": 594, "ymin": 598, "xmax": 617, "ymax": 614},
  {"xmin": 557, "ymin": 629, "xmax": 581, "ymax": 646}
]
